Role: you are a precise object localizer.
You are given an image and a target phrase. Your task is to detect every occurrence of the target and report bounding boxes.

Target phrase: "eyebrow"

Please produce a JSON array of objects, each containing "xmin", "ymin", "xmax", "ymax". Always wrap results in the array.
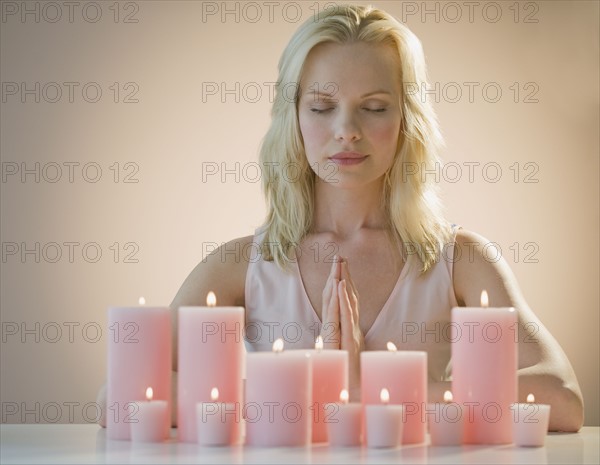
[{"xmin": 303, "ymin": 90, "xmax": 392, "ymax": 98}]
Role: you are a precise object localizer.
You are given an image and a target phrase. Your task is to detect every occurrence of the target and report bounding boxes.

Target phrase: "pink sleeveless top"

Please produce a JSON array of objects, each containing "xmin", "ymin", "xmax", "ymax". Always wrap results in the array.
[{"xmin": 244, "ymin": 225, "xmax": 461, "ymax": 382}]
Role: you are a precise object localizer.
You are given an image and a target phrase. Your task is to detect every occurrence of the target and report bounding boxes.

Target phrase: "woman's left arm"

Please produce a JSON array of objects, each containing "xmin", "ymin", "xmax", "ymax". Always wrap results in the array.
[{"xmin": 451, "ymin": 228, "xmax": 584, "ymax": 432}]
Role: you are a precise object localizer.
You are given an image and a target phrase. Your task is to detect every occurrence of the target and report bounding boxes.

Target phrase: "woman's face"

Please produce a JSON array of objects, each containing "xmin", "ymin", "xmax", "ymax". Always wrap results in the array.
[{"xmin": 298, "ymin": 41, "xmax": 403, "ymax": 189}]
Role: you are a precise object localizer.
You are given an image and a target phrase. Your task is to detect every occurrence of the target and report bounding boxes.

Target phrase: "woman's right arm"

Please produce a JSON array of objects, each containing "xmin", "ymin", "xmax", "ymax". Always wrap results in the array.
[{"xmin": 170, "ymin": 235, "xmax": 254, "ymax": 371}]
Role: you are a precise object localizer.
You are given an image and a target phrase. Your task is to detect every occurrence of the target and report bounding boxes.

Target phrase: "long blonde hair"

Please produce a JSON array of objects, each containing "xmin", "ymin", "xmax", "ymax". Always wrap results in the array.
[{"xmin": 259, "ymin": 4, "xmax": 451, "ymax": 273}]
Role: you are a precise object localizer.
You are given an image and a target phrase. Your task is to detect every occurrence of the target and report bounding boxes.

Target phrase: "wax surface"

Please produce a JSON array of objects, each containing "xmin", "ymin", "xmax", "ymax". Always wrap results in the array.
[
  {"xmin": 130, "ymin": 400, "xmax": 169, "ymax": 442},
  {"xmin": 107, "ymin": 307, "xmax": 171, "ymax": 440},
  {"xmin": 245, "ymin": 351, "xmax": 312, "ymax": 447},
  {"xmin": 325, "ymin": 402, "xmax": 362, "ymax": 447},
  {"xmin": 452, "ymin": 307, "xmax": 518, "ymax": 444},
  {"xmin": 305, "ymin": 349, "xmax": 348, "ymax": 443},
  {"xmin": 426, "ymin": 402, "xmax": 464, "ymax": 446},
  {"xmin": 196, "ymin": 402, "xmax": 240, "ymax": 446},
  {"xmin": 512, "ymin": 403, "xmax": 551, "ymax": 447},
  {"xmin": 361, "ymin": 351, "xmax": 427, "ymax": 443},
  {"xmin": 178, "ymin": 306, "xmax": 244, "ymax": 443},
  {"xmin": 365, "ymin": 404, "xmax": 404, "ymax": 448}
]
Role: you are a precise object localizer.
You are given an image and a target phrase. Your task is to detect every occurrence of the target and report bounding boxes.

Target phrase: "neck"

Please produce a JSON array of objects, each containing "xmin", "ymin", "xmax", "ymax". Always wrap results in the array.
[{"xmin": 311, "ymin": 177, "xmax": 388, "ymax": 239}]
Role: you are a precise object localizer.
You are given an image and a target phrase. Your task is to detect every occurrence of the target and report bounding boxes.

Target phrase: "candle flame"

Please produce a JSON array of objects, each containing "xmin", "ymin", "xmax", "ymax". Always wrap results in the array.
[
  {"xmin": 206, "ymin": 292, "xmax": 217, "ymax": 307},
  {"xmin": 211, "ymin": 387, "xmax": 219, "ymax": 401},
  {"xmin": 315, "ymin": 335, "xmax": 323, "ymax": 350},
  {"xmin": 386, "ymin": 341, "xmax": 397, "ymax": 352},
  {"xmin": 145, "ymin": 387, "xmax": 153, "ymax": 401},
  {"xmin": 339, "ymin": 389, "xmax": 349, "ymax": 404},
  {"xmin": 138, "ymin": 296, "xmax": 146, "ymax": 305},
  {"xmin": 443, "ymin": 391, "xmax": 453, "ymax": 403},
  {"xmin": 527, "ymin": 393, "xmax": 535, "ymax": 403},
  {"xmin": 380, "ymin": 388, "xmax": 390, "ymax": 404},
  {"xmin": 273, "ymin": 338, "xmax": 284, "ymax": 353},
  {"xmin": 481, "ymin": 290, "xmax": 489, "ymax": 308}
]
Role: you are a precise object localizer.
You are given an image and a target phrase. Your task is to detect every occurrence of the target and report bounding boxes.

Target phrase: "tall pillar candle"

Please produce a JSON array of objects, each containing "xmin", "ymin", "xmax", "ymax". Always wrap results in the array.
[
  {"xmin": 451, "ymin": 290, "xmax": 518, "ymax": 444},
  {"xmin": 305, "ymin": 337, "xmax": 348, "ymax": 443},
  {"xmin": 107, "ymin": 305, "xmax": 171, "ymax": 440},
  {"xmin": 178, "ymin": 293, "xmax": 244, "ymax": 443},
  {"xmin": 361, "ymin": 344, "xmax": 427, "ymax": 444},
  {"xmin": 245, "ymin": 339, "xmax": 312, "ymax": 447}
]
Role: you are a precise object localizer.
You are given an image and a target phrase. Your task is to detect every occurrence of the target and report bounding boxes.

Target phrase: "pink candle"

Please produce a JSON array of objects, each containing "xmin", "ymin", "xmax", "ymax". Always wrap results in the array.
[
  {"xmin": 130, "ymin": 387, "xmax": 169, "ymax": 442},
  {"xmin": 325, "ymin": 389, "xmax": 362, "ymax": 447},
  {"xmin": 365, "ymin": 388, "xmax": 403, "ymax": 448},
  {"xmin": 305, "ymin": 336, "xmax": 348, "ymax": 443},
  {"xmin": 107, "ymin": 305, "xmax": 171, "ymax": 440},
  {"xmin": 452, "ymin": 290, "xmax": 518, "ymax": 444},
  {"xmin": 361, "ymin": 344, "xmax": 427, "ymax": 443},
  {"xmin": 426, "ymin": 391, "xmax": 464, "ymax": 446},
  {"xmin": 511, "ymin": 394, "xmax": 551, "ymax": 447},
  {"xmin": 245, "ymin": 338, "xmax": 312, "ymax": 447},
  {"xmin": 196, "ymin": 387, "xmax": 240, "ymax": 446},
  {"xmin": 178, "ymin": 292, "xmax": 244, "ymax": 443}
]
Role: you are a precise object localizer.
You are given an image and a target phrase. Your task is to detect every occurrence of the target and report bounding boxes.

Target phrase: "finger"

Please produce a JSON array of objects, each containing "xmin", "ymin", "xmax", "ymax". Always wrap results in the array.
[
  {"xmin": 341, "ymin": 260, "xmax": 359, "ymax": 302},
  {"xmin": 329, "ymin": 254, "xmax": 338, "ymax": 277},
  {"xmin": 321, "ymin": 274, "xmax": 334, "ymax": 323},
  {"xmin": 339, "ymin": 266, "xmax": 360, "ymax": 336},
  {"xmin": 338, "ymin": 279, "xmax": 354, "ymax": 348},
  {"xmin": 322, "ymin": 278, "xmax": 340, "ymax": 348},
  {"xmin": 333, "ymin": 255, "xmax": 342, "ymax": 280},
  {"xmin": 329, "ymin": 278, "xmax": 340, "ymax": 341}
]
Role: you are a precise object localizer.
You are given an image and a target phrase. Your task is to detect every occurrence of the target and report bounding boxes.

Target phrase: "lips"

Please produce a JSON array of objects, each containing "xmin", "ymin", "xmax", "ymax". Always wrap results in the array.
[{"xmin": 328, "ymin": 152, "xmax": 368, "ymax": 166}]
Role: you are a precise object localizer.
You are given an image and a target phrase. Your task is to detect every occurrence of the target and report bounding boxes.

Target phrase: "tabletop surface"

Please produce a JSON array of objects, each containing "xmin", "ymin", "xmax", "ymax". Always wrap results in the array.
[{"xmin": 1, "ymin": 425, "xmax": 599, "ymax": 464}]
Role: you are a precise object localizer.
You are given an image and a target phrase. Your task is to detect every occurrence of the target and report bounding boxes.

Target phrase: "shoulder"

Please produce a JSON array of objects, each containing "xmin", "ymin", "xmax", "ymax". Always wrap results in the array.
[
  {"xmin": 170, "ymin": 234, "xmax": 256, "ymax": 308},
  {"xmin": 452, "ymin": 228, "xmax": 517, "ymax": 307},
  {"xmin": 201, "ymin": 234, "xmax": 256, "ymax": 294},
  {"xmin": 205, "ymin": 234, "xmax": 256, "ymax": 274}
]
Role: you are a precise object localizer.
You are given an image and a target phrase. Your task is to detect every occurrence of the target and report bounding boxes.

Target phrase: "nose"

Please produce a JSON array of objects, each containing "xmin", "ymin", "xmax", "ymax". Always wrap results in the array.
[{"xmin": 334, "ymin": 110, "xmax": 361, "ymax": 143}]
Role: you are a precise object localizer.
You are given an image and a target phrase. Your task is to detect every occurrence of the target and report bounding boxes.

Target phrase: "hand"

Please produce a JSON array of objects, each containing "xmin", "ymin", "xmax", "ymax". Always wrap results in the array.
[
  {"xmin": 321, "ymin": 255, "xmax": 341, "ymax": 349},
  {"xmin": 320, "ymin": 256, "xmax": 365, "ymax": 400},
  {"xmin": 338, "ymin": 259, "xmax": 365, "ymax": 399}
]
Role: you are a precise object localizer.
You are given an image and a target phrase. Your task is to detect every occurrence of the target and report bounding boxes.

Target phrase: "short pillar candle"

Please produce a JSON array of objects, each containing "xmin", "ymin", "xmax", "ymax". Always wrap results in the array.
[
  {"xmin": 325, "ymin": 389, "xmax": 362, "ymax": 447},
  {"xmin": 365, "ymin": 388, "xmax": 403, "ymax": 448},
  {"xmin": 511, "ymin": 394, "xmax": 551, "ymax": 447},
  {"xmin": 130, "ymin": 387, "xmax": 169, "ymax": 442}
]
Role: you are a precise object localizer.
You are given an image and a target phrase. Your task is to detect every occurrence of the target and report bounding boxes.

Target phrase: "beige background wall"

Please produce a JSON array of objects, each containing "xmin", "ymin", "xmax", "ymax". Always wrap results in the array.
[{"xmin": 1, "ymin": 1, "xmax": 598, "ymax": 425}]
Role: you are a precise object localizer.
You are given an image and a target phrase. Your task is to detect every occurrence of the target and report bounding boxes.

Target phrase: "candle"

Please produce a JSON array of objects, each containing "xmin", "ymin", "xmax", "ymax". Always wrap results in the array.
[
  {"xmin": 452, "ymin": 290, "xmax": 518, "ymax": 444},
  {"xmin": 511, "ymin": 394, "xmax": 551, "ymax": 447},
  {"xmin": 325, "ymin": 389, "xmax": 362, "ymax": 447},
  {"xmin": 245, "ymin": 338, "xmax": 312, "ymax": 447},
  {"xmin": 130, "ymin": 387, "xmax": 169, "ymax": 442},
  {"xmin": 305, "ymin": 336, "xmax": 348, "ymax": 443},
  {"xmin": 361, "ymin": 343, "xmax": 427, "ymax": 443},
  {"xmin": 426, "ymin": 390, "xmax": 464, "ymax": 446},
  {"xmin": 107, "ymin": 304, "xmax": 171, "ymax": 440},
  {"xmin": 178, "ymin": 292, "xmax": 244, "ymax": 443},
  {"xmin": 196, "ymin": 387, "xmax": 241, "ymax": 446},
  {"xmin": 365, "ymin": 388, "xmax": 403, "ymax": 448}
]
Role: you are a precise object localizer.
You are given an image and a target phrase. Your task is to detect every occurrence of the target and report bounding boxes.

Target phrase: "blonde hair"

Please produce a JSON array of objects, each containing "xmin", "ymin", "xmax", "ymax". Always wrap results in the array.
[{"xmin": 258, "ymin": 4, "xmax": 452, "ymax": 273}]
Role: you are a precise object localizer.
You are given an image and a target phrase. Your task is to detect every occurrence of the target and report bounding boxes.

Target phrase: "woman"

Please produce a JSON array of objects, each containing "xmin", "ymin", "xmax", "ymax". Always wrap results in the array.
[{"xmin": 101, "ymin": 4, "xmax": 584, "ymax": 432}]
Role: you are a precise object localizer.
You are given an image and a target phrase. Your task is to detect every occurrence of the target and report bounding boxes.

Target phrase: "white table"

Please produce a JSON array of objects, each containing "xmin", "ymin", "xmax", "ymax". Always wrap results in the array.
[{"xmin": 1, "ymin": 425, "xmax": 598, "ymax": 464}]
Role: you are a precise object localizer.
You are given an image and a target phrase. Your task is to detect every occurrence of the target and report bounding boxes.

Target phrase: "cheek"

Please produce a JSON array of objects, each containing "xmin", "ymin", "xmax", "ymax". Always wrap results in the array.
[
  {"xmin": 367, "ymin": 119, "xmax": 401, "ymax": 154},
  {"xmin": 299, "ymin": 115, "xmax": 329, "ymax": 156}
]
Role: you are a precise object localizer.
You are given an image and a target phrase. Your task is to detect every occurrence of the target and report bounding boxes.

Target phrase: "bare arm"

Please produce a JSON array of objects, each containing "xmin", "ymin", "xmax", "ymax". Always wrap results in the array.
[
  {"xmin": 169, "ymin": 236, "xmax": 252, "ymax": 372},
  {"xmin": 447, "ymin": 228, "xmax": 584, "ymax": 432}
]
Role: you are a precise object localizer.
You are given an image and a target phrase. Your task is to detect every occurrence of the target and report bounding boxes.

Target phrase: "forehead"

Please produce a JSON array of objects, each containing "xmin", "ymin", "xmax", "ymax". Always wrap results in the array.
[{"xmin": 300, "ymin": 41, "xmax": 402, "ymax": 96}]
